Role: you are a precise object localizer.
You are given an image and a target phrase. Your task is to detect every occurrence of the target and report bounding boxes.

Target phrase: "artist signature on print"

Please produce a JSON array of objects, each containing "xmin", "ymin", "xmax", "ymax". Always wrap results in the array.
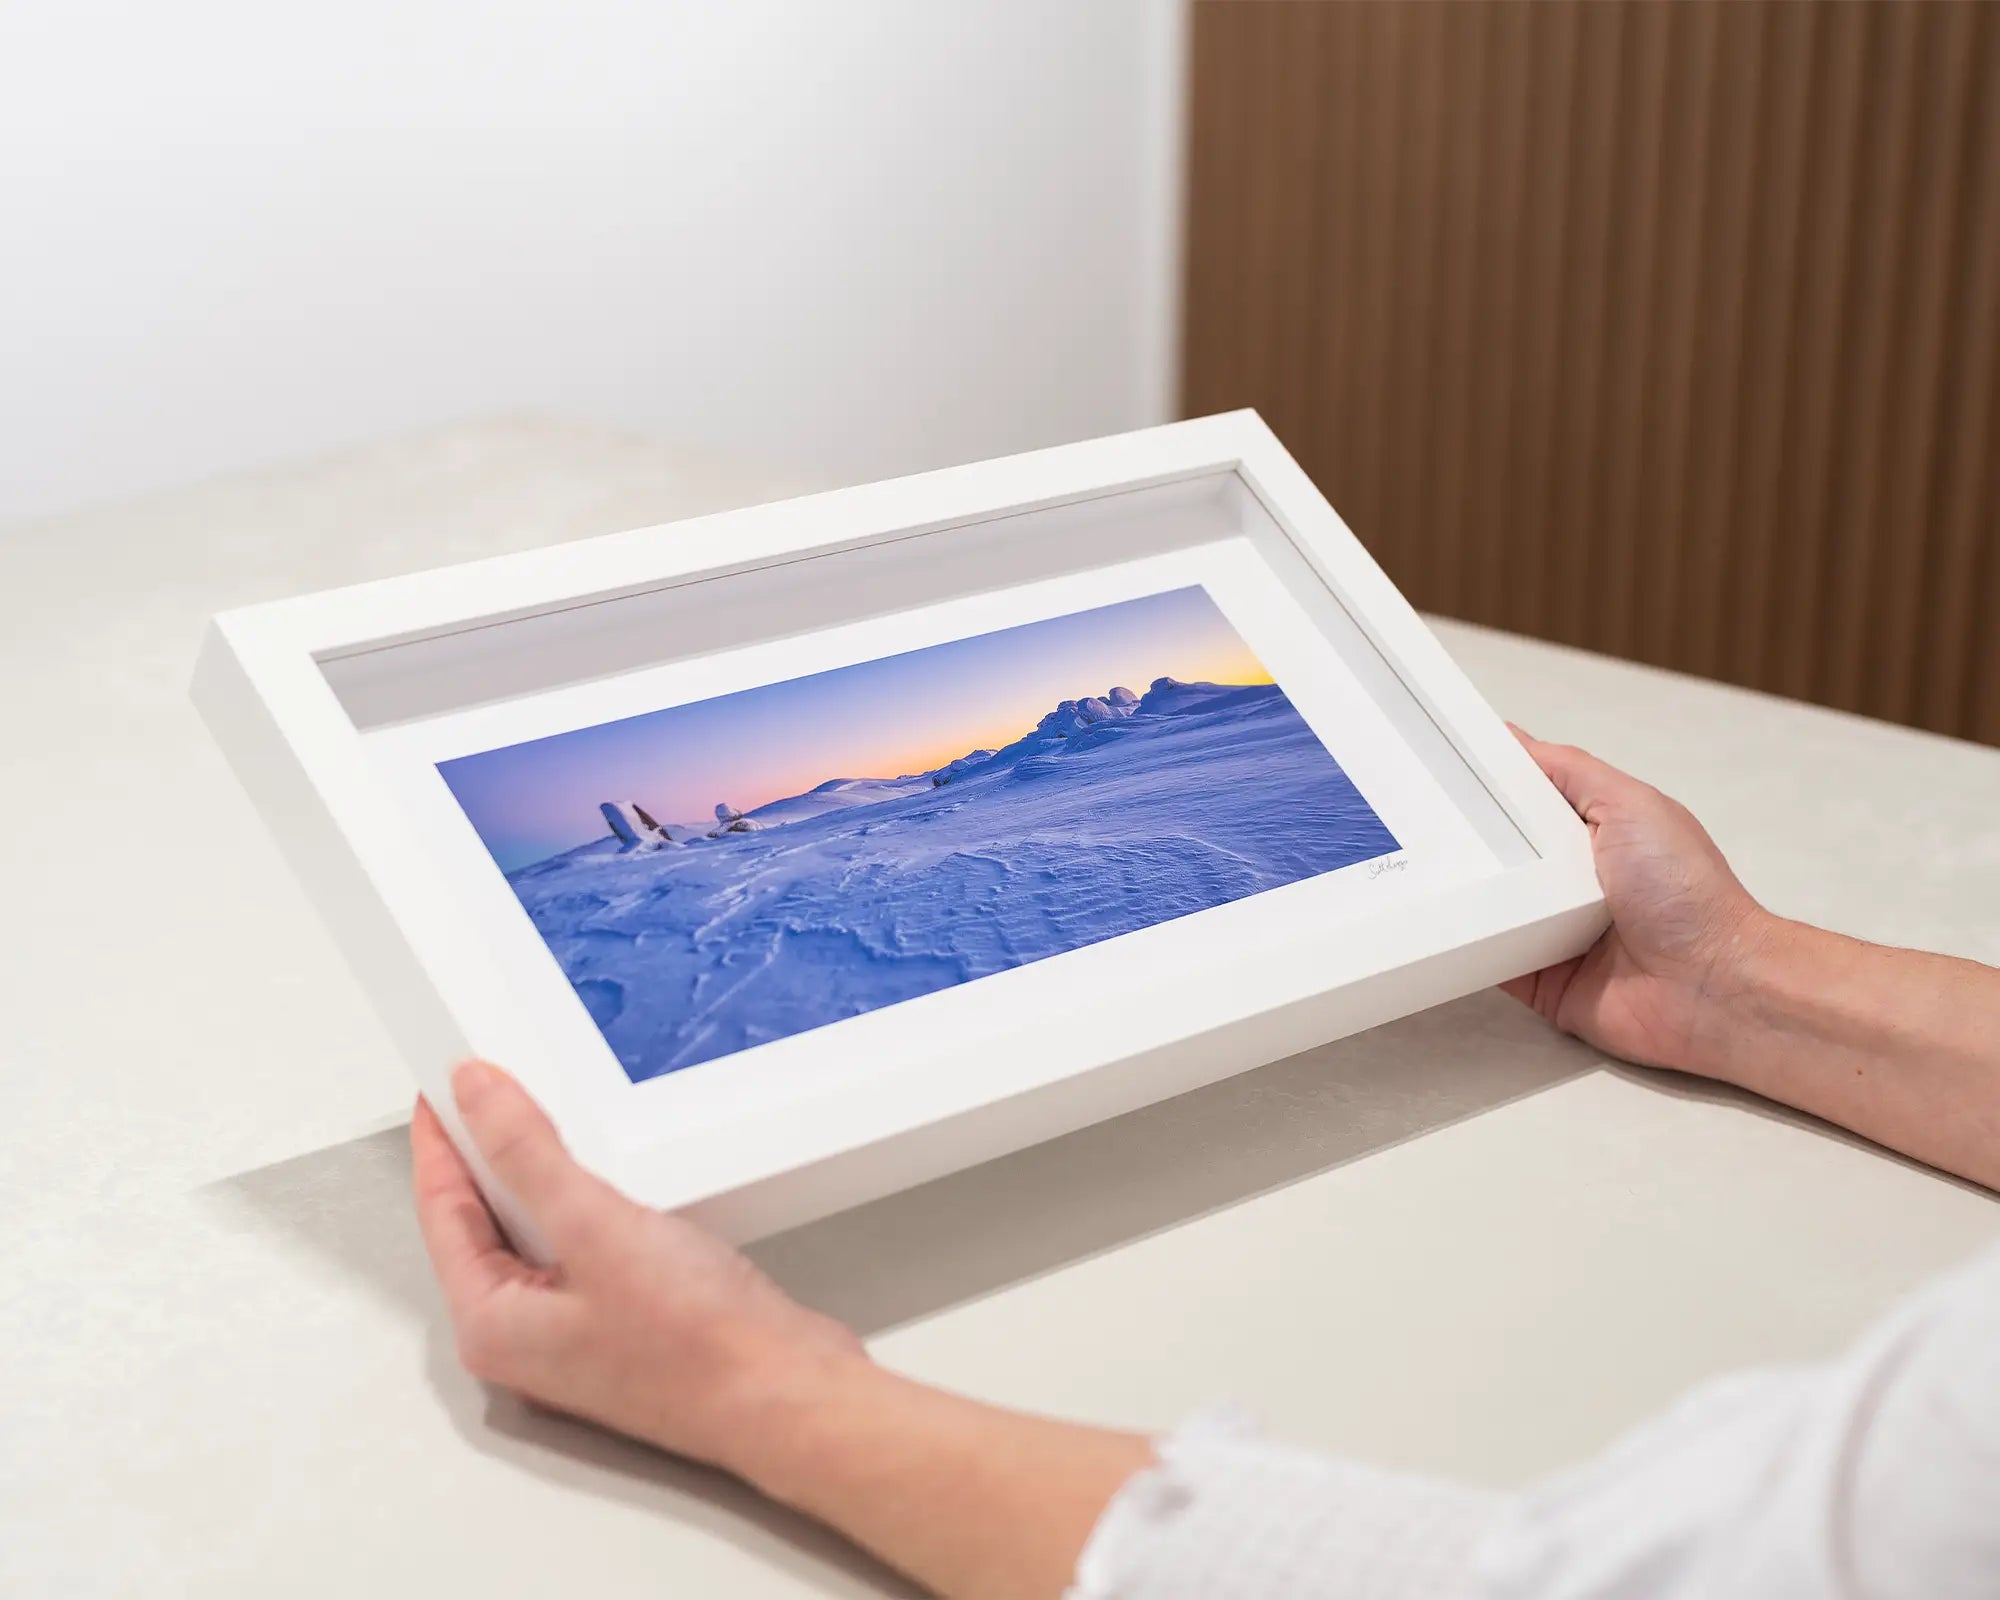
[{"xmin": 1368, "ymin": 855, "xmax": 1411, "ymax": 880}]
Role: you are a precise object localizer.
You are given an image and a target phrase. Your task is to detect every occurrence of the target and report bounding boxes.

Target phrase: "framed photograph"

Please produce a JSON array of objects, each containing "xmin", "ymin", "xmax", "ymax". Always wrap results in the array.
[{"xmin": 194, "ymin": 412, "xmax": 1605, "ymax": 1252}]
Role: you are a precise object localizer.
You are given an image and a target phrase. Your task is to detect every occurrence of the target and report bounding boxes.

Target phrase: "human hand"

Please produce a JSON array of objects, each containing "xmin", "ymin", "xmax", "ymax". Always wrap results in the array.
[
  {"xmin": 411, "ymin": 1060, "xmax": 865, "ymax": 1474},
  {"xmin": 1501, "ymin": 730, "xmax": 1776, "ymax": 1077}
]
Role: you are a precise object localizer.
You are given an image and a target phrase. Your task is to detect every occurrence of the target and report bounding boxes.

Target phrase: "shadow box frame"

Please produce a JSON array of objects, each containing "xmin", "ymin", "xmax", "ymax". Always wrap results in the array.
[{"xmin": 193, "ymin": 411, "xmax": 1607, "ymax": 1258}]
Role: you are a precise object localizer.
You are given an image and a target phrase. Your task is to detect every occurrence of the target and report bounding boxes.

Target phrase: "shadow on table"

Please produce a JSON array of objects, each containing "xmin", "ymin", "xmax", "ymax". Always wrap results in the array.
[
  {"xmin": 432, "ymin": 1320, "xmax": 924, "ymax": 1598},
  {"xmin": 210, "ymin": 988, "xmax": 1595, "ymax": 1335},
  {"xmin": 205, "ymin": 1125, "xmax": 921, "ymax": 1594},
  {"xmin": 744, "ymin": 989, "xmax": 1597, "ymax": 1330}
]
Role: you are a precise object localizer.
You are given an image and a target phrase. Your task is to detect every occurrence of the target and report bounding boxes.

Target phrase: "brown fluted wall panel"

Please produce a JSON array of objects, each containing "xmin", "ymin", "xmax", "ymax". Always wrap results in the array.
[{"xmin": 1183, "ymin": 0, "xmax": 2000, "ymax": 745}]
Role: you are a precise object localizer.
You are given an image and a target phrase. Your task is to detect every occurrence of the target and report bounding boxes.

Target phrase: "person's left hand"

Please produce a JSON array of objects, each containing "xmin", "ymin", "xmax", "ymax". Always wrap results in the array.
[{"xmin": 411, "ymin": 1060, "xmax": 865, "ymax": 1472}]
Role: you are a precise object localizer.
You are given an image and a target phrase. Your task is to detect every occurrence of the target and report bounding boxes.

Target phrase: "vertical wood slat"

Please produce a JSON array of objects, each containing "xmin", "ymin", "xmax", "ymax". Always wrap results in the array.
[
  {"xmin": 1765, "ymin": 2, "xmax": 1868, "ymax": 705},
  {"xmin": 1420, "ymin": 2, "xmax": 1491, "ymax": 625},
  {"xmin": 1674, "ymin": 1, "xmax": 1763, "ymax": 684},
  {"xmin": 1718, "ymin": 2, "xmax": 1812, "ymax": 695},
  {"xmin": 1932, "ymin": 3, "xmax": 2000, "ymax": 740},
  {"xmin": 1869, "ymin": 0, "xmax": 1978, "ymax": 726},
  {"xmin": 1182, "ymin": 0, "xmax": 2000, "ymax": 747},
  {"xmin": 1543, "ymin": 1, "xmax": 1625, "ymax": 653}
]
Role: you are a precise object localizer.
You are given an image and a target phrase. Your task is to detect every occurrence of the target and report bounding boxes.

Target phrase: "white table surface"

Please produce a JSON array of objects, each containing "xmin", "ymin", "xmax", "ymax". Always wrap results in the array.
[{"xmin": 4, "ymin": 419, "xmax": 1996, "ymax": 1598}]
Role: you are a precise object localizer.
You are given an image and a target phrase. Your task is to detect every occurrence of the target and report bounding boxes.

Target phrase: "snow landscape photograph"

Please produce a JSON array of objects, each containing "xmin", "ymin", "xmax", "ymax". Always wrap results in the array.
[{"xmin": 438, "ymin": 586, "xmax": 1400, "ymax": 1082}]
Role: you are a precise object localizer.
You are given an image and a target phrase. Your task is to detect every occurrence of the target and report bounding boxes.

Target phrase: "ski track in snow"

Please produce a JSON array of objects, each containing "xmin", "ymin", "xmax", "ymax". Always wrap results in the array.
[{"xmin": 502, "ymin": 682, "xmax": 1399, "ymax": 1080}]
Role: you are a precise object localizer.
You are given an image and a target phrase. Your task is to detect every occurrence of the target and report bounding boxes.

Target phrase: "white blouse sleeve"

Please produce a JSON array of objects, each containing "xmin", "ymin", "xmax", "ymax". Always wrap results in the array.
[
  {"xmin": 1067, "ymin": 1405, "xmax": 1501, "ymax": 1600},
  {"xmin": 1072, "ymin": 1243, "xmax": 2000, "ymax": 1600}
]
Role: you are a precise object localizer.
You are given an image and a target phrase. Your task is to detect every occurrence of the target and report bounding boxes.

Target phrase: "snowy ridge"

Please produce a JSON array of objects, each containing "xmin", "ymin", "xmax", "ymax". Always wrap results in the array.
[
  {"xmin": 618, "ymin": 681, "xmax": 1186, "ymax": 842},
  {"xmin": 744, "ymin": 777, "xmax": 936, "ymax": 828}
]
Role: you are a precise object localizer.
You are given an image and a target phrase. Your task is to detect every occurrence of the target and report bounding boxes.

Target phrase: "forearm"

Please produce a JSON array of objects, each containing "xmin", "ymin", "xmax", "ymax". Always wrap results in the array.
[
  {"xmin": 727, "ymin": 1351, "xmax": 1152, "ymax": 1600},
  {"xmin": 1691, "ymin": 915, "xmax": 2000, "ymax": 1189}
]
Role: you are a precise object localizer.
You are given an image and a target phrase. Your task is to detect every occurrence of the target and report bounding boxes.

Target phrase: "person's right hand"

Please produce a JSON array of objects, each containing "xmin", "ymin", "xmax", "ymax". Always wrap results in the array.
[
  {"xmin": 411, "ymin": 1060, "xmax": 866, "ymax": 1476},
  {"xmin": 415, "ymin": 1064, "xmax": 1159, "ymax": 1599},
  {"xmin": 1501, "ymin": 730, "xmax": 1776, "ymax": 1077}
]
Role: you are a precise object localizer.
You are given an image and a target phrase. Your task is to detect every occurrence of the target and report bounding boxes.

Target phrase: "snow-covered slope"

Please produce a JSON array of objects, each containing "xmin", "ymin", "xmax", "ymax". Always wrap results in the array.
[
  {"xmin": 501, "ymin": 680, "xmax": 1398, "ymax": 1081},
  {"xmin": 744, "ymin": 776, "xmax": 937, "ymax": 827}
]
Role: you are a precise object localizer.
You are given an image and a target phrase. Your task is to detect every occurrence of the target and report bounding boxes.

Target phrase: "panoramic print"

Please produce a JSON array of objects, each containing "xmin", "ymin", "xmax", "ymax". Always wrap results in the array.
[{"xmin": 438, "ymin": 585, "xmax": 1399, "ymax": 1081}]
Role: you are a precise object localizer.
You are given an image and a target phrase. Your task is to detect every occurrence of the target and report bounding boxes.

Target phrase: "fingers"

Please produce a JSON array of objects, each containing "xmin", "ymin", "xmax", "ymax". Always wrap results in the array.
[
  {"xmin": 451, "ymin": 1060, "xmax": 620, "ymax": 1252},
  {"xmin": 1498, "ymin": 954, "xmax": 1583, "ymax": 1030},
  {"xmin": 411, "ymin": 1095, "xmax": 520, "ymax": 1310},
  {"xmin": 1512, "ymin": 730, "xmax": 1634, "ymax": 826}
]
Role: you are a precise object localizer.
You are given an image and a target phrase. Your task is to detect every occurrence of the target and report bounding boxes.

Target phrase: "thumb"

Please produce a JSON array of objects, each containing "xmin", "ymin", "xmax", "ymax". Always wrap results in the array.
[
  {"xmin": 1512, "ymin": 730, "xmax": 1633, "ymax": 827},
  {"xmin": 451, "ymin": 1059, "xmax": 621, "ymax": 1251}
]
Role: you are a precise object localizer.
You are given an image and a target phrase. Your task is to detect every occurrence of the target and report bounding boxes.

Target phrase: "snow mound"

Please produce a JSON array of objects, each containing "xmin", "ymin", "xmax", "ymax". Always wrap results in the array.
[
  {"xmin": 929, "ymin": 750, "xmax": 1000, "ymax": 787},
  {"xmin": 749, "ymin": 776, "xmax": 933, "ymax": 826},
  {"xmin": 1138, "ymin": 676, "xmax": 1258, "ymax": 715}
]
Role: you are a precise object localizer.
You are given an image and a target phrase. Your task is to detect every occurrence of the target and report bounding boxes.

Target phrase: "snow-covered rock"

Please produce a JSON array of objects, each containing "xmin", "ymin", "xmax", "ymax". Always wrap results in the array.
[
  {"xmin": 602, "ymin": 799, "xmax": 682, "ymax": 849},
  {"xmin": 705, "ymin": 797, "xmax": 765, "ymax": 836},
  {"xmin": 600, "ymin": 801, "xmax": 641, "ymax": 847},
  {"xmin": 1035, "ymin": 692, "xmax": 1141, "ymax": 736},
  {"xmin": 1035, "ymin": 700, "xmax": 1083, "ymax": 735},
  {"xmin": 628, "ymin": 801, "xmax": 678, "ymax": 846}
]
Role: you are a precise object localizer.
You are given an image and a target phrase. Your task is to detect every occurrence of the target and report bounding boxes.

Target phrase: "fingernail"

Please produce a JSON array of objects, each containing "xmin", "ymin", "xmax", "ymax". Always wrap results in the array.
[{"xmin": 453, "ymin": 1059, "xmax": 502, "ymax": 1111}]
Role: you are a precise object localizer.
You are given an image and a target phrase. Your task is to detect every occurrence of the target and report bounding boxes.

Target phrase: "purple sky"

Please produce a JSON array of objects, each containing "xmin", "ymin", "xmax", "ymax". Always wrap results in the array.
[{"xmin": 439, "ymin": 585, "xmax": 1271, "ymax": 871}]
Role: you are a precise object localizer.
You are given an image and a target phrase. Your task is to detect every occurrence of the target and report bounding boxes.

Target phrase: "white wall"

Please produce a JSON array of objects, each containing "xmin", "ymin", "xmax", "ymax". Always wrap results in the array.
[{"xmin": 0, "ymin": 1, "xmax": 1186, "ymax": 527}]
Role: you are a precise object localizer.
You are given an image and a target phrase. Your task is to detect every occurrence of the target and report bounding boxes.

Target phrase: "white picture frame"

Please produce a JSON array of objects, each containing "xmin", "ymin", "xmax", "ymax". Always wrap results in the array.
[{"xmin": 193, "ymin": 411, "xmax": 1606, "ymax": 1256}]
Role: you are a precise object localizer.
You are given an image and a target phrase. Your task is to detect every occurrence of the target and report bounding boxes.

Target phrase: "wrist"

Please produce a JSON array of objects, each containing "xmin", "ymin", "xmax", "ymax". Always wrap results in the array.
[
  {"xmin": 705, "ymin": 1335, "xmax": 887, "ymax": 1502},
  {"xmin": 1681, "ymin": 911, "xmax": 1846, "ymax": 1085}
]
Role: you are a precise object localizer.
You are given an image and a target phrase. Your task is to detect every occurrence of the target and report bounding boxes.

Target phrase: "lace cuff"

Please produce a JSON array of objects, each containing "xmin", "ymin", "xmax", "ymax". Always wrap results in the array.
[{"xmin": 1068, "ymin": 1404, "xmax": 1501, "ymax": 1600}]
